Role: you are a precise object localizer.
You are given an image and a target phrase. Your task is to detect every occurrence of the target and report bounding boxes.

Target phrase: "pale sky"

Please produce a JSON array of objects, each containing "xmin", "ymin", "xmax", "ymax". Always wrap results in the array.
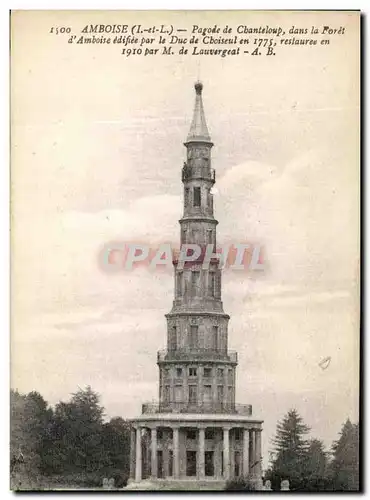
[{"xmin": 11, "ymin": 11, "xmax": 360, "ymax": 466}]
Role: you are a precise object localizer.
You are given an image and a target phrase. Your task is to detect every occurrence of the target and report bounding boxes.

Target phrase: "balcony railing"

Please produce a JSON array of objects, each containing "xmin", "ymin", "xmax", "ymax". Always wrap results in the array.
[
  {"xmin": 157, "ymin": 348, "xmax": 237, "ymax": 363},
  {"xmin": 142, "ymin": 401, "xmax": 252, "ymax": 416}
]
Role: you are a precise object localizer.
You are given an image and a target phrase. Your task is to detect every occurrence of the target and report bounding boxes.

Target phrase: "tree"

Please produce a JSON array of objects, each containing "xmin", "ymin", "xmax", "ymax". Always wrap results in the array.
[
  {"xmin": 305, "ymin": 439, "xmax": 328, "ymax": 477},
  {"xmin": 10, "ymin": 389, "xmax": 53, "ymax": 489},
  {"xmin": 268, "ymin": 409, "xmax": 310, "ymax": 490},
  {"xmin": 10, "ymin": 386, "xmax": 133, "ymax": 488},
  {"xmin": 23, "ymin": 392, "xmax": 53, "ymax": 469},
  {"xmin": 10, "ymin": 390, "xmax": 26, "ymax": 458},
  {"xmin": 101, "ymin": 417, "xmax": 131, "ymax": 486},
  {"xmin": 47, "ymin": 386, "xmax": 109, "ymax": 474},
  {"xmin": 330, "ymin": 419, "xmax": 359, "ymax": 491},
  {"xmin": 297, "ymin": 439, "xmax": 332, "ymax": 491}
]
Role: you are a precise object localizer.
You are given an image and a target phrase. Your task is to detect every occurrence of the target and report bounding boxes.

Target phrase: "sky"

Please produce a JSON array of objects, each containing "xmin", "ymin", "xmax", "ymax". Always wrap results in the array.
[{"xmin": 11, "ymin": 11, "xmax": 359, "ymax": 466}]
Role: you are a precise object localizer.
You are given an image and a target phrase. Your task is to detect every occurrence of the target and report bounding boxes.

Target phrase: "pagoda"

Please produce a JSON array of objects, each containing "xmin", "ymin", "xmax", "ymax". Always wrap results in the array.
[{"xmin": 128, "ymin": 82, "xmax": 263, "ymax": 488}]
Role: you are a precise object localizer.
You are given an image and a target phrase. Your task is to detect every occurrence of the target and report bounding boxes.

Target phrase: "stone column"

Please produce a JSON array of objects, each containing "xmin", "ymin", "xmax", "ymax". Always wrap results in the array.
[
  {"xmin": 198, "ymin": 427, "xmax": 205, "ymax": 479},
  {"xmin": 151, "ymin": 428, "xmax": 157, "ymax": 479},
  {"xmin": 230, "ymin": 430, "xmax": 235, "ymax": 478},
  {"xmin": 223, "ymin": 427, "xmax": 230, "ymax": 480},
  {"xmin": 173, "ymin": 427, "xmax": 180, "ymax": 479},
  {"xmin": 183, "ymin": 366, "xmax": 189, "ymax": 406},
  {"xmin": 223, "ymin": 369, "xmax": 228, "ymax": 408},
  {"xmin": 255, "ymin": 429, "xmax": 262, "ymax": 477},
  {"xmin": 135, "ymin": 427, "xmax": 142, "ymax": 482},
  {"xmin": 249, "ymin": 429, "xmax": 255, "ymax": 474},
  {"xmin": 212, "ymin": 366, "xmax": 217, "ymax": 406},
  {"xmin": 198, "ymin": 364, "xmax": 203, "ymax": 409},
  {"xmin": 169, "ymin": 367, "xmax": 175, "ymax": 404},
  {"xmin": 129, "ymin": 428, "xmax": 136, "ymax": 480},
  {"xmin": 243, "ymin": 428, "xmax": 249, "ymax": 476},
  {"xmin": 215, "ymin": 429, "xmax": 222, "ymax": 479}
]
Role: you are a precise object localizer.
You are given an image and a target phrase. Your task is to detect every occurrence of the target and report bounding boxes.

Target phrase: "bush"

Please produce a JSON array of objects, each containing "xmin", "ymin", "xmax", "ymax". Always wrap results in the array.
[
  {"xmin": 293, "ymin": 476, "xmax": 335, "ymax": 492},
  {"xmin": 225, "ymin": 477, "xmax": 256, "ymax": 491},
  {"xmin": 111, "ymin": 471, "xmax": 128, "ymax": 488}
]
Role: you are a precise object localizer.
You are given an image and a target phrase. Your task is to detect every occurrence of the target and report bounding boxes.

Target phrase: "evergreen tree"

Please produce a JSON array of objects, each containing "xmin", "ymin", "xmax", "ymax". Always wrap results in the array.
[
  {"xmin": 269, "ymin": 409, "xmax": 310, "ymax": 489},
  {"xmin": 298, "ymin": 439, "xmax": 331, "ymax": 491},
  {"xmin": 330, "ymin": 419, "xmax": 359, "ymax": 491},
  {"xmin": 305, "ymin": 439, "xmax": 328, "ymax": 478}
]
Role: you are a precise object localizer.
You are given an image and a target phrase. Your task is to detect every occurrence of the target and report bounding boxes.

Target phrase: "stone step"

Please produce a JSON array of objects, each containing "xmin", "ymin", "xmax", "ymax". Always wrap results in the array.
[{"xmin": 125, "ymin": 479, "xmax": 226, "ymax": 491}]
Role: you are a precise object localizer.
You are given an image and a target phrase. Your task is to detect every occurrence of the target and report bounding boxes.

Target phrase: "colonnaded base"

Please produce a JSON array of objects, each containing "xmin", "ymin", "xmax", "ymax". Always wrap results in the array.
[{"xmin": 126, "ymin": 413, "xmax": 263, "ymax": 491}]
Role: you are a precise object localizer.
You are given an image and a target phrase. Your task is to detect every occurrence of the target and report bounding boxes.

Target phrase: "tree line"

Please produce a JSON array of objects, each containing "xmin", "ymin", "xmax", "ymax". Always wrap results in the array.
[
  {"xmin": 10, "ymin": 386, "xmax": 130, "ymax": 489},
  {"xmin": 264, "ymin": 409, "xmax": 359, "ymax": 491},
  {"xmin": 10, "ymin": 387, "xmax": 360, "ymax": 491}
]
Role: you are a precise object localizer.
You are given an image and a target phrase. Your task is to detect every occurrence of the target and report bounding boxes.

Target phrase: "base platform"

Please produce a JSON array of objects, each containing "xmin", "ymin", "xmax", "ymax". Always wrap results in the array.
[{"xmin": 125, "ymin": 478, "xmax": 227, "ymax": 491}]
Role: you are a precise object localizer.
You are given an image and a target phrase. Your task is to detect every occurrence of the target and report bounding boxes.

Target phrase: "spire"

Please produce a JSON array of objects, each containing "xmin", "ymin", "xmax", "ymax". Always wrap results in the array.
[{"xmin": 186, "ymin": 81, "xmax": 212, "ymax": 143}]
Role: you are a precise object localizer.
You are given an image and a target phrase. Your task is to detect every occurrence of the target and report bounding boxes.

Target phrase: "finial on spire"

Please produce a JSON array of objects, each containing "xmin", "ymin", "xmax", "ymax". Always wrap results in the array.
[
  {"xmin": 194, "ymin": 80, "xmax": 203, "ymax": 95},
  {"xmin": 196, "ymin": 60, "xmax": 201, "ymax": 84},
  {"xmin": 186, "ymin": 81, "xmax": 212, "ymax": 144}
]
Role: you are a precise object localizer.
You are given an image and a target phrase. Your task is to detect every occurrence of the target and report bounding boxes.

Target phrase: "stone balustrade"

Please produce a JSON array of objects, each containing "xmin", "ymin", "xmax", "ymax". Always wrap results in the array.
[{"xmin": 142, "ymin": 401, "xmax": 252, "ymax": 416}]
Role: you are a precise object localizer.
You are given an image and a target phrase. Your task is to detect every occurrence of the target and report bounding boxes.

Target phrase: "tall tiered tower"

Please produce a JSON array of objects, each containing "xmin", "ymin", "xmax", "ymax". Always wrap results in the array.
[
  {"xmin": 160, "ymin": 80, "xmax": 236, "ymax": 412},
  {"xmin": 128, "ymin": 82, "xmax": 263, "ymax": 488}
]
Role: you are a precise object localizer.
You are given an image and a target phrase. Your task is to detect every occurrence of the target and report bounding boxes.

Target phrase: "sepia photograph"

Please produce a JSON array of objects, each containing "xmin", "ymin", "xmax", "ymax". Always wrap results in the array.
[{"xmin": 10, "ymin": 10, "xmax": 360, "ymax": 491}]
